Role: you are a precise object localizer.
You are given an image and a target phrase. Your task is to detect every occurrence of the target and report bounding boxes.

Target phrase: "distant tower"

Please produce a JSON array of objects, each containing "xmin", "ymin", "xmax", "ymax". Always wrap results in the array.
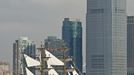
[
  {"xmin": 13, "ymin": 37, "xmax": 36, "ymax": 75},
  {"xmin": 62, "ymin": 18, "xmax": 83, "ymax": 72},
  {"xmin": 127, "ymin": 16, "xmax": 134, "ymax": 75}
]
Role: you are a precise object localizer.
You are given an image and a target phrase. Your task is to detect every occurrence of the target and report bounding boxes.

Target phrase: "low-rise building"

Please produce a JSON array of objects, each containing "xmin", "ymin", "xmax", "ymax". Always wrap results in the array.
[{"xmin": 0, "ymin": 61, "xmax": 11, "ymax": 75}]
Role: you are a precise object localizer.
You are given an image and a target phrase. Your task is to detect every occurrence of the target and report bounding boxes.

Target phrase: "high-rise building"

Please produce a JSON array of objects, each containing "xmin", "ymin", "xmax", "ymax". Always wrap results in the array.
[
  {"xmin": 13, "ymin": 37, "xmax": 36, "ymax": 75},
  {"xmin": 86, "ymin": 0, "xmax": 127, "ymax": 75},
  {"xmin": 62, "ymin": 18, "xmax": 83, "ymax": 72},
  {"xmin": 44, "ymin": 36, "xmax": 66, "ymax": 57},
  {"xmin": 127, "ymin": 16, "xmax": 134, "ymax": 75}
]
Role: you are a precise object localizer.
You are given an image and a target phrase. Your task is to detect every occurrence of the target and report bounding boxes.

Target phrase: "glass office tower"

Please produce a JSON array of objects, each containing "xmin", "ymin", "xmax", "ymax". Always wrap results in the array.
[
  {"xmin": 62, "ymin": 18, "xmax": 83, "ymax": 72},
  {"xmin": 86, "ymin": 0, "xmax": 127, "ymax": 75}
]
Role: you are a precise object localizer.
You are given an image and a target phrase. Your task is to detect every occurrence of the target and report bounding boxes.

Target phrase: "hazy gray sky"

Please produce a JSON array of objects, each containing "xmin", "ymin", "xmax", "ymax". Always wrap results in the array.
[
  {"xmin": 0, "ymin": 0, "xmax": 133, "ymax": 69},
  {"xmin": 0, "ymin": 0, "xmax": 86, "ymax": 68}
]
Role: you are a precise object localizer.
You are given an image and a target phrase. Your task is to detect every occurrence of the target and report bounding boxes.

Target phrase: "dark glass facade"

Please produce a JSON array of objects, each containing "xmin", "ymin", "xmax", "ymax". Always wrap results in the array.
[
  {"xmin": 62, "ymin": 18, "xmax": 82, "ymax": 72},
  {"xmin": 25, "ymin": 42, "xmax": 36, "ymax": 75},
  {"xmin": 127, "ymin": 16, "xmax": 134, "ymax": 75},
  {"xmin": 44, "ymin": 36, "xmax": 66, "ymax": 57},
  {"xmin": 13, "ymin": 40, "xmax": 19, "ymax": 75}
]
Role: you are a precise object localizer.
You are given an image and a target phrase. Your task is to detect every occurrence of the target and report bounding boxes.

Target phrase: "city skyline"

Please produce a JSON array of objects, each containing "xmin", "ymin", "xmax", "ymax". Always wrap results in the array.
[
  {"xmin": 0, "ymin": 0, "xmax": 86, "ymax": 66},
  {"xmin": 0, "ymin": 0, "xmax": 134, "ymax": 70}
]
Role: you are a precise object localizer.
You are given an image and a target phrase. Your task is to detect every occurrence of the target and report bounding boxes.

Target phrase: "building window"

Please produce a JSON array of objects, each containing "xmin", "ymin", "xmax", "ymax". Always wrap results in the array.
[{"xmin": 90, "ymin": 9, "xmax": 104, "ymax": 14}]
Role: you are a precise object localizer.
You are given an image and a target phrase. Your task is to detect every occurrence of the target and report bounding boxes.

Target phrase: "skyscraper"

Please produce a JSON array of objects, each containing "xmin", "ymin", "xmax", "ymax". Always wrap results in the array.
[
  {"xmin": 13, "ymin": 37, "xmax": 36, "ymax": 75},
  {"xmin": 86, "ymin": 0, "xmax": 127, "ymax": 75},
  {"xmin": 127, "ymin": 16, "xmax": 134, "ymax": 75},
  {"xmin": 62, "ymin": 18, "xmax": 83, "ymax": 72}
]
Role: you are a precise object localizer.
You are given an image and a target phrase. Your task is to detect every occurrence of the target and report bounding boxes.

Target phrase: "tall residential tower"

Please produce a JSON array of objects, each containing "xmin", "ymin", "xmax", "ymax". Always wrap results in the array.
[
  {"xmin": 13, "ymin": 37, "xmax": 36, "ymax": 75},
  {"xmin": 62, "ymin": 18, "xmax": 83, "ymax": 72},
  {"xmin": 86, "ymin": 0, "xmax": 127, "ymax": 75}
]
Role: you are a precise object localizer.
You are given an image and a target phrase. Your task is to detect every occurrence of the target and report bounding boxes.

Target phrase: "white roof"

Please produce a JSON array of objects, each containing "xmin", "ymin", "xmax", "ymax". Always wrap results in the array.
[
  {"xmin": 24, "ymin": 54, "xmax": 40, "ymax": 67},
  {"xmin": 45, "ymin": 50, "xmax": 64, "ymax": 66},
  {"xmin": 71, "ymin": 65, "xmax": 79, "ymax": 75},
  {"xmin": 48, "ymin": 64, "xmax": 59, "ymax": 75},
  {"xmin": 25, "ymin": 67, "xmax": 34, "ymax": 75}
]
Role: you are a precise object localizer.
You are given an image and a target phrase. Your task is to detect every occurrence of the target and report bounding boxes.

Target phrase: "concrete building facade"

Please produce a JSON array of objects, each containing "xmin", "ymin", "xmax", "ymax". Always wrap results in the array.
[{"xmin": 86, "ymin": 0, "xmax": 127, "ymax": 75}]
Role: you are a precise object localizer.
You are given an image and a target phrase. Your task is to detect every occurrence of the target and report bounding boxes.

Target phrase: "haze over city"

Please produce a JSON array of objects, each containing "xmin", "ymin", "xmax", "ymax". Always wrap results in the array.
[{"xmin": 0, "ymin": 0, "xmax": 134, "ymax": 70}]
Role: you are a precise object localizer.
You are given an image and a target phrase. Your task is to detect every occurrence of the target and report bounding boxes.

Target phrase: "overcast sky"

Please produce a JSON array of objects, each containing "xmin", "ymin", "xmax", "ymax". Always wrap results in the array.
[{"xmin": 0, "ymin": 0, "xmax": 134, "ymax": 69}]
